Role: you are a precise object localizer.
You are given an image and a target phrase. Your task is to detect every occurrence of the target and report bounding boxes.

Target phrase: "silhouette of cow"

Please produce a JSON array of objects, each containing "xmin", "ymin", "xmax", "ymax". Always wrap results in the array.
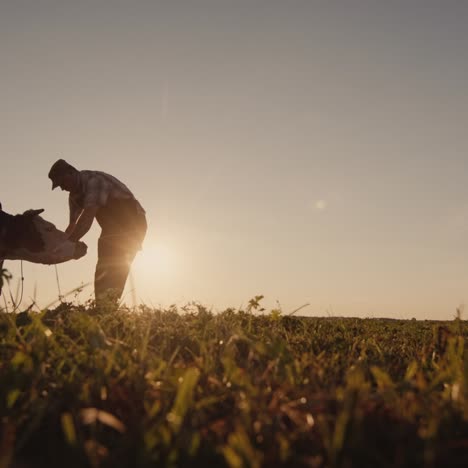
[{"xmin": 0, "ymin": 202, "xmax": 87, "ymax": 295}]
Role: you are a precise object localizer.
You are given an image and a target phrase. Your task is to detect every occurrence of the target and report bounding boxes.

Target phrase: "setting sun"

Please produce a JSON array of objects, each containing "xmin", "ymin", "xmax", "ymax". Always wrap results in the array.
[{"xmin": 133, "ymin": 239, "xmax": 175, "ymax": 277}]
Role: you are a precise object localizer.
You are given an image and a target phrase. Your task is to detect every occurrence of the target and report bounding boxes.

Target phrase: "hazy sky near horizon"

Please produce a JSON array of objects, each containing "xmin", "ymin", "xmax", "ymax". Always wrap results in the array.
[{"xmin": 2, "ymin": 1, "xmax": 468, "ymax": 319}]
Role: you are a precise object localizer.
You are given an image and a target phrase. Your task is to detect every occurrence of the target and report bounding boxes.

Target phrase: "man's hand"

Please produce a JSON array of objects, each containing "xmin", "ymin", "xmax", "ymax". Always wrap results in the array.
[{"xmin": 67, "ymin": 206, "xmax": 99, "ymax": 242}]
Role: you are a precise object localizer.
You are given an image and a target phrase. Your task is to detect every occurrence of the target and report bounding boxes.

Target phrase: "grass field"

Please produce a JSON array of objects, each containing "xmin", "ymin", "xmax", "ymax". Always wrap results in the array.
[{"xmin": 1, "ymin": 297, "xmax": 468, "ymax": 468}]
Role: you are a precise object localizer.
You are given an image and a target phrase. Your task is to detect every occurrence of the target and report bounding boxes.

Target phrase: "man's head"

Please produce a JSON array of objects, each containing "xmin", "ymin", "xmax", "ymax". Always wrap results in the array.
[{"xmin": 48, "ymin": 159, "xmax": 79, "ymax": 192}]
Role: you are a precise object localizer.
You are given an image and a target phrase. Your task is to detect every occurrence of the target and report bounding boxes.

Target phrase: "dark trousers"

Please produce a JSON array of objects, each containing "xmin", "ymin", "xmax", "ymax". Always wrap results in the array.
[{"xmin": 95, "ymin": 211, "xmax": 147, "ymax": 306}]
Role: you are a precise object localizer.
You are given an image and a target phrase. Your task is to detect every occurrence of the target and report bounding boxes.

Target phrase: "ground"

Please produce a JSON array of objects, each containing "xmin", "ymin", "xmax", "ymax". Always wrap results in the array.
[{"xmin": 1, "ymin": 302, "xmax": 467, "ymax": 467}]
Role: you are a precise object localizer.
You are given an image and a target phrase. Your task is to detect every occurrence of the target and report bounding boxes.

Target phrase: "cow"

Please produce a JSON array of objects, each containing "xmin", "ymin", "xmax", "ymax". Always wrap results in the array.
[{"xmin": 0, "ymin": 202, "xmax": 87, "ymax": 295}]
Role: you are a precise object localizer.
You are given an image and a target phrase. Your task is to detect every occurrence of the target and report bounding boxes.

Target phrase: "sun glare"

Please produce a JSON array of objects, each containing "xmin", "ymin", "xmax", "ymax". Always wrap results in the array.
[{"xmin": 133, "ymin": 240, "xmax": 175, "ymax": 277}]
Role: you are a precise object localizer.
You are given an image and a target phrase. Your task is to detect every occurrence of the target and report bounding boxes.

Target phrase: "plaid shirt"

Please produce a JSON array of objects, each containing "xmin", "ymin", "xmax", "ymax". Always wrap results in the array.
[{"xmin": 69, "ymin": 170, "xmax": 145, "ymax": 226}]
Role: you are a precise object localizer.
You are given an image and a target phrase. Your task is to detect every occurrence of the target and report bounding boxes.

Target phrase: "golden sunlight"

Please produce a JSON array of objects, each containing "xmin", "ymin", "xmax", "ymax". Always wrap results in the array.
[{"xmin": 133, "ymin": 239, "xmax": 175, "ymax": 277}]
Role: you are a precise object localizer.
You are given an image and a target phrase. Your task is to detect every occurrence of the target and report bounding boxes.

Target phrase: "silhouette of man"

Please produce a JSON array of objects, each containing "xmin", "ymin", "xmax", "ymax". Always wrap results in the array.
[{"xmin": 48, "ymin": 159, "xmax": 147, "ymax": 306}]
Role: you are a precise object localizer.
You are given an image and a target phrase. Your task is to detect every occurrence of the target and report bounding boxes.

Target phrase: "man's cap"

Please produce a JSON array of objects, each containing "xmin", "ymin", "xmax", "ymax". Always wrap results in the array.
[{"xmin": 48, "ymin": 159, "xmax": 76, "ymax": 190}]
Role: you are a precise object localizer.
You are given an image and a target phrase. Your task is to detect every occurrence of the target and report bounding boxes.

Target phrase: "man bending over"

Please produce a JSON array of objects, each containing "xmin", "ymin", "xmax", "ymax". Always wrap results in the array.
[{"xmin": 48, "ymin": 159, "xmax": 147, "ymax": 306}]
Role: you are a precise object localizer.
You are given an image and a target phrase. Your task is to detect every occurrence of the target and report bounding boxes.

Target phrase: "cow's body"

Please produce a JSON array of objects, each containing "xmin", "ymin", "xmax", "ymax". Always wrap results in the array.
[{"xmin": 0, "ymin": 204, "xmax": 87, "ymax": 295}]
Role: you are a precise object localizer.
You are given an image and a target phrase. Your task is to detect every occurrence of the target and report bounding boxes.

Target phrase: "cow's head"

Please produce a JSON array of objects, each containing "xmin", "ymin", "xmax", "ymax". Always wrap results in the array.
[
  {"xmin": 0, "ymin": 208, "xmax": 45, "ymax": 253},
  {"xmin": 0, "ymin": 206, "xmax": 87, "ymax": 264}
]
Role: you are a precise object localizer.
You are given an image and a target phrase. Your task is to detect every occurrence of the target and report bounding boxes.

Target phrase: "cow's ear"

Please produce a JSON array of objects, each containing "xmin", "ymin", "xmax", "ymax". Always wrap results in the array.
[{"xmin": 24, "ymin": 208, "xmax": 45, "ymax": 217}]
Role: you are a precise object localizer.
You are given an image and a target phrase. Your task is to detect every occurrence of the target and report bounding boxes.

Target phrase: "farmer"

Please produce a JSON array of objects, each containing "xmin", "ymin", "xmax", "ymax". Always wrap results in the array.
[{"xmin": 48, "ymin": 159, "xmax": 147, "ymax": 306}]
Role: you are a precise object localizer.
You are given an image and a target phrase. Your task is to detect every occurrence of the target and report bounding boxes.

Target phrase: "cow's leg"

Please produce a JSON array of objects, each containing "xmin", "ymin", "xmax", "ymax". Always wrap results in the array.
[{"xmin": 0, "ymin": 260, "xmax": 4, "ymax": 296}]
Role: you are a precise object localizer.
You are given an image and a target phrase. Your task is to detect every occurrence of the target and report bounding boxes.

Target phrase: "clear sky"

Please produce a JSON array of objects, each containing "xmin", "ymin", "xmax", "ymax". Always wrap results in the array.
[{"xmin": 1, "ymin": 1, "xmax": 468, "ymax": 319}]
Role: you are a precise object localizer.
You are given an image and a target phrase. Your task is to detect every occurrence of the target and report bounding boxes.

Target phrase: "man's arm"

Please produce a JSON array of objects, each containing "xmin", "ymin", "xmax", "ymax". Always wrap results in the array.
[
  {"xmin": 66, "ymin": 196, "xmax": 82, "ymax": 235},
  {"xmin": 67, "ymin": 174, "xmax": 106, "ymax": 241},
  {"xmin": 67, "ymin": 206, "xmax": 99, "ymax": 242}
]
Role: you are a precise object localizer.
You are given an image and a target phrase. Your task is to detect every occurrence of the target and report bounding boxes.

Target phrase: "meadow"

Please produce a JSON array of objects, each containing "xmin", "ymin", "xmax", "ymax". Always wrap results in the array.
[{"xmin": 1, "ymin": 294, "xmax": 468, "ymax": 468}]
